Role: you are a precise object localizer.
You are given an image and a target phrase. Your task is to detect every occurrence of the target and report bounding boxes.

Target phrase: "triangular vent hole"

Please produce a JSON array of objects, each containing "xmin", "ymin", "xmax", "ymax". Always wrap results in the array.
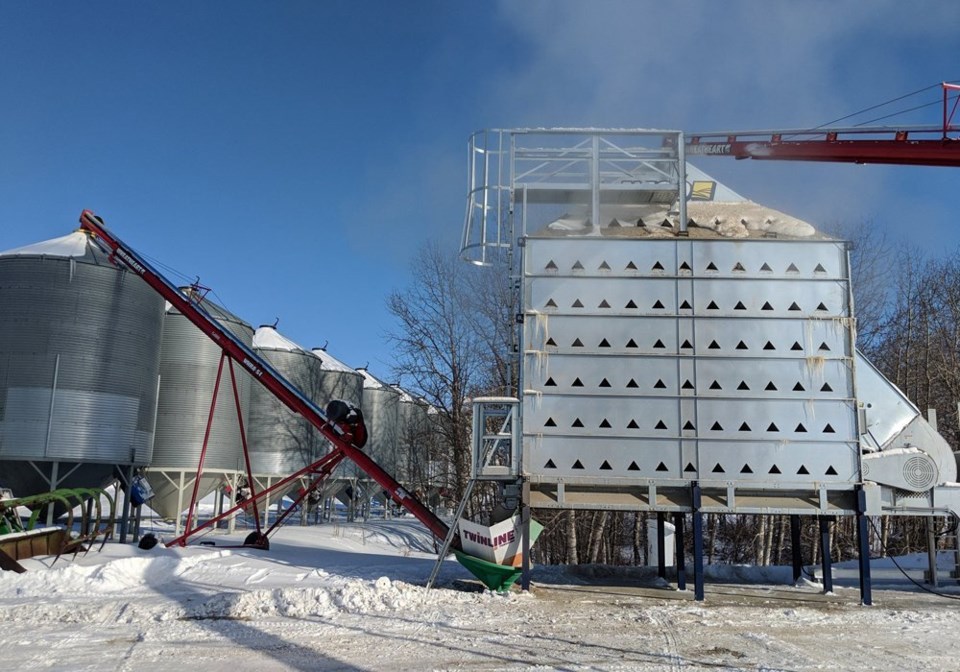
[
  {"xmin": 652, "ymin": 300, "xmax": 665, "ymax": 309},
  {"xmin": 821, "ymin": 382, "xmax": 833, "ymax": 392},
  {"xmin": 546, "ymin": 338, "xmax": 558, "ymax": 346},
  {"xmin": 598, "ymin": 299, "xmax": 611, "ymax": 308},
  {"xmin": 600, "ymin": 460, "xmax": 612, "ymax": 470},
  {"xmin": 711, "ymin": 421, "xmax": 724, "ymax": 431},
  {"xmin": 706, "ymin": 262, "xmax": 718, "ymax": 271},
  {"xmin": 789, "ymin": 302, "xmax": 801, "ymax": 311},
  {"xmin": 626, "ymin": 338, "xmax": 639, "ymax": 348},
  {"xmin": 736, "ymin": 341, "xmax": 748, "ymax": 350},
  {"xmin": 627, "ymin": 420, "xmax": 640, "ymax": 429},
  {"xmin": 767, "ymin": 422, "xmax": 779, "ymax": 432},
  {"xmin": 653, "ymin": 339, "xmax": 666, "ymax": 349},
  {"xmin": 572, "ymin": 378, "xmax": 584, "ymax": 387},
  {"xmin": 735, "ymin": 301, "xmax": 747, "ymax": 310},
  {"xmin": 626, "ymin": 261, "xmax": 638, "ymax": 270},
  {"xmin": 654, "ymin": 379, "xmax": 667, "ymax": 389},
  {"xmin": 682, "ymin": 380, "xmax": 694, "ymax": 390},
  {"xmin": 823, "ymin": 423, "xmax": 835, "ymax": 433},
  {"xmin": 741, "ymin": 464, "xmax": 754, "ymax": 474},
  {"xmin": 684, "ymin": 462, "xmax": 697, "ymax": 473},
  {"xmin": 599, "ymin": 378, "xmax": 611, "ymax": 388},
  {"xmin": 599, "ymin": 419, "xmax": 611, "ymax": 428},
  {"xmin": 599, "ymin": 261, "xmax": 611, "ymax": 270},
  {"xmin": 797, "ymin": 465, "xmax": 810, "ymax": 475},
  {"xmin": 572, "ymin": 460, "xmax": 585, "ymax": 470},
  {"xmin": 572, "ymin": 260, "xmax": 584, "ymax": 270},
  {"xmin": 739, "ymin": 422, "xmax": 752, "ymax": 431},
  {"xmin": 656, "ymin": 462, "xmax": 669, "ymax": 472},
  {"xmin": 760, "ymin": 263, "xmax": 773, "ymax": 272},
  {"xmin": 545, "ymin": 260, "xmax": 559, "ymax": 270},
  {"xmin": 769, "ymin": 465, "xmax": 782, "ymax": 474},
  {"xmin": 793, "ymin": 382, "xmax": 806, "ymax": 391},
  {"xmin": 544, "ymin": 377, "xmax": 557, "ymax": 387},
  {"xmin": 819, "ymin": 342, "xmax": 831, "ymax": 351},
  {"xmin": 765, "ymin": 382, "xmax": 778, "ymax": 391},
  {"xmin": 762, "ymin": 301, "xmax": 774, "ymax": 311},
  {"xmin": 795, "ymin": 423, "xmax": 807, "ymax": 433},
  {"xmin": 787, "ymin": 263, "xmax": 799, "ymax": 273},
  {"xmin": 709, "ymin": 381, "xmax": 722, "ymax": 390},
  {"xmin": 545, "ymin": 299, "xmax": 558, "ymax": 308},
  {"xmin": 545, "ymin": 418, "xmax": 557, "ymax": 427},
  {"xmin": 572, "ymin": 299, "xmax": 584, "ymax": 308},
  {"xmin": 626, "ymin": 379, "xmax": 639, "ymax": 389},
  {"xmin": 816, "ymin": 302, "xmax": 828, "ymax": 311},
  {"xmin": 572, "ymin": 418, "xmax": 584, "ymax": 428},
  {"xmin": 599, "ymin": 338, "xmax": 611, "ymax": 348},
  {"xmin": 733, "ymin": 262, "xmax": 746, "ymax": 272},
  {"xmin": 679, "ymin": 261, "xmax": 692, "ymax": 271},
  {"xmin": 707, "ymin": 300, "xmax": 719, "ymax": 310},
  {"xmin": 544, "ymin": 459, "xmax": 556, "ymax": 469},
  {"xmin": 712, "ymin": 463, "xmax": 725, "ymax": 473},
  {"xmin": 628, "ymin": 461, "xmax": 640, "ymax": 471},
  {"xmin": 814, "ymin": 263, "xmax": 827, "ymax": 273},
  {"xmin": 679, "ymin": 300, "xmax": 692, "ymax": 310},
  {"xmin": 681, "ymin": 339, "xmax": 693, "ymax": 349},
  {"xmin": 737, "ymin": 381, "xmax": 750, "ymax": 390},
  {"xmin": 764, "ymin": 341, "xmax": 776, "ymax": 350},
  {"xmin": 709, "ymin": 340, "xmax": 720, "ymax": 349},
  {"xmin": 572, "ymin": 338, "xmax": 584, "ymax": 347},
  {"xmin": 625, "ymin": 300, "xmax": 638, "ymax": 309},
  {"xmin": 683, "ymin": 421, "xmax": 696, "ymax": 430},
  {"xmin": 652, "ymin": 261, "xmax": 665, "ymax": 271},
  {"xmin": 791, "ymin": 342, "xmax": 803, "ymax": 351},
  {"xmin": 825, "ymin": 466, "xmax": 838, "ymax": 476},
  {"xmin": 655, "ymin": 420, "xmax": 668, "ymax": 430}
]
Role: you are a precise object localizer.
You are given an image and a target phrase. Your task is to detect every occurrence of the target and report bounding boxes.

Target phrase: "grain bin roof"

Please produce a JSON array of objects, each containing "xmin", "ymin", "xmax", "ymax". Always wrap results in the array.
[
  {"xmin": 311, "ymin": 347, "xmax": 356, "ymax": 373},
  {"xmin": 0, "ymin": 230, "xmax": 113, "ymax": 263},
  {"xmin": 253, "ymin": 325, "xmax": 306, "ymax": 353}
]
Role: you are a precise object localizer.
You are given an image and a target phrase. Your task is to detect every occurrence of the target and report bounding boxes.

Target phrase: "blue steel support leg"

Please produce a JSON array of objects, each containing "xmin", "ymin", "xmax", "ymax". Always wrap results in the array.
[
  {"xmin": 674, "ymin": 512, "xmax": 686, "ymax": 591},
  {"xmin": 657, "ymin": 512, "xmax": 666, "ymax": 579},
  {"xmin": 820, "ymin": 517, "xmax": 833, "ymax": 593},
  {"xmin": 790, "ymin": 515, "xmax": 802, "ymax": 583},
  {"xmin": 856, "ymin": 487, "xmax": 873, "ymax": 606},
  {"xmin": 691, "ymin": 482, "xmax": 704, "ymax": 601}
]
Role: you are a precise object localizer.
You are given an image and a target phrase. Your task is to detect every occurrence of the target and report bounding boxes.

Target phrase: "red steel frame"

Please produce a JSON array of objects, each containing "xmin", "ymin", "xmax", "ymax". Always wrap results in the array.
[
  {"xmin": 78, "ymin": 210, "xmax": 452, "ymax": 545},
  {"xmin": 685, "ymin": 83, "xmax": 960, "ymax": 167}
]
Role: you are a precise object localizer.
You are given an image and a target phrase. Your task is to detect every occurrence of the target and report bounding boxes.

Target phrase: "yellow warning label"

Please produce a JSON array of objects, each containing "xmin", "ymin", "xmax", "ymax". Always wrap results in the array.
[{"xmin": 690, "ymin": 180, "xmax": 716, "ymax": 201}]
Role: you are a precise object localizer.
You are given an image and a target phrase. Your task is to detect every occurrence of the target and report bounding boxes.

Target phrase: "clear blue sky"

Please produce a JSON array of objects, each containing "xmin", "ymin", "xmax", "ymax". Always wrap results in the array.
[{"xmin": 2, "ymin": 2, "xmax": 959, "ymax": 380}]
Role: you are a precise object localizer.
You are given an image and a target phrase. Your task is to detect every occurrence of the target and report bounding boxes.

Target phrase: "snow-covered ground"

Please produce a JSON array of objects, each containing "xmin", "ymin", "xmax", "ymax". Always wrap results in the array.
[{"xmin": 2, "ymin": 517, "xmax": 960, "ymax": 671}]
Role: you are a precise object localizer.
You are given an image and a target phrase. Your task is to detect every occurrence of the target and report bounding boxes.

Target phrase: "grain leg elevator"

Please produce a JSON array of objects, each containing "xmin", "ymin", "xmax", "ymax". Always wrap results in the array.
[{"xmin": 461, "ymin": 129, "xmax": 960, "ymax": 603}]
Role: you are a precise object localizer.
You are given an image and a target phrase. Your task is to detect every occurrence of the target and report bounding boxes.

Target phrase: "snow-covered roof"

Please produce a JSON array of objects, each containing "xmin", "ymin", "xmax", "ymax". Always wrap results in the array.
[
  {"xmin": 253, "ymin": 326, "xmax": 306, "ymax": 353},
  {"xmin": 0, "ymin": 230, "xmax": 105, "ymax": 260},
  {"xmin": 356, "ymin": 368, "xmax": 388, "ymax": 390},
  {"xmin": 392, "ymin": 385, "xmax": 416, "ymax": 403},
  {"xmin": 311, "ymin": 348, "xmax": 356, "ymax": 373}
]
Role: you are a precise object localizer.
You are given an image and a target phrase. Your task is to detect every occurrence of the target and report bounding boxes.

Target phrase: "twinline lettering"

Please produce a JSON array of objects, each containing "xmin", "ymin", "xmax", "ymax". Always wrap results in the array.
[{"xmin": 463, "ymin": 529, "xmax": 516, "ymax": 549}]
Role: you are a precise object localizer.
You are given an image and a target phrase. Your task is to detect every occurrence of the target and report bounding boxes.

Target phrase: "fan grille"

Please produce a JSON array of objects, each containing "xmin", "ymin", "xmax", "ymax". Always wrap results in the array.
[{"xmin": 903, "ymin": 456, "xmax": 936, "ymax": 490}]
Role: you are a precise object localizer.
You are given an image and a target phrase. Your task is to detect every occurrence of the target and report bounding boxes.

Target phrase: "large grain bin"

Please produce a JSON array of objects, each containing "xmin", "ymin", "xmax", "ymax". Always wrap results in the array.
[
  {"xmin": 249, "ymin": 326, "xmax": 328, "ymax": 476},
  {"xmin": 310, "ymin": 347, "xmax": 363, "ymax": 408},
  {"xmin": 355, "ymin": 368, "xmax": 401, "ymax": 479},
  {"xmin": 0, "ymin": 231, "xmax": 164, "ymax": 499},
  {"xmin": 145, "ymin": 292, "xmax": 253, "ymax": 521}
]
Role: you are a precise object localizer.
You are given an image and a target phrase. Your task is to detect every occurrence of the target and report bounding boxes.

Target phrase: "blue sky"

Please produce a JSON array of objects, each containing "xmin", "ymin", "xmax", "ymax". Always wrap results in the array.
[{"xmin": 2, "ymin": 2, "xmax": 959, "ymax": 381}]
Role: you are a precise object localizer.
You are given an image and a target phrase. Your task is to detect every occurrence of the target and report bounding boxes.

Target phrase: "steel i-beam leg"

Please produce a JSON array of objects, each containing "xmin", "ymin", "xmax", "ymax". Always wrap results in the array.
[
  {"xmin": 856, "ymin": 487, "xmax": 873, "ymax": 606},
  {"xmin": 819, "ymin": 517, "xmax": 833, "ymax": 593},
  {"xmin": 790, "ymin": 515, "xmax": 802, "ymax": 583},
  {"xmin": 657, "ymin": 513, "xmax": 666, "ymax": 579},
  {"xmin": 691, "ymin": 482, "xmax": 704, "ymax": 601},
  {"xmin": 674, "ymin": 512, "xmax": 686, "ymax": 591}
]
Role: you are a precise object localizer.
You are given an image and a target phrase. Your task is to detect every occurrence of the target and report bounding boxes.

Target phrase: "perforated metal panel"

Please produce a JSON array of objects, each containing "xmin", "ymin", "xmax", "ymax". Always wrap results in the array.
[{"xmin": 521, "ymin": 237, "xmax": 859, "ymax": 503}]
